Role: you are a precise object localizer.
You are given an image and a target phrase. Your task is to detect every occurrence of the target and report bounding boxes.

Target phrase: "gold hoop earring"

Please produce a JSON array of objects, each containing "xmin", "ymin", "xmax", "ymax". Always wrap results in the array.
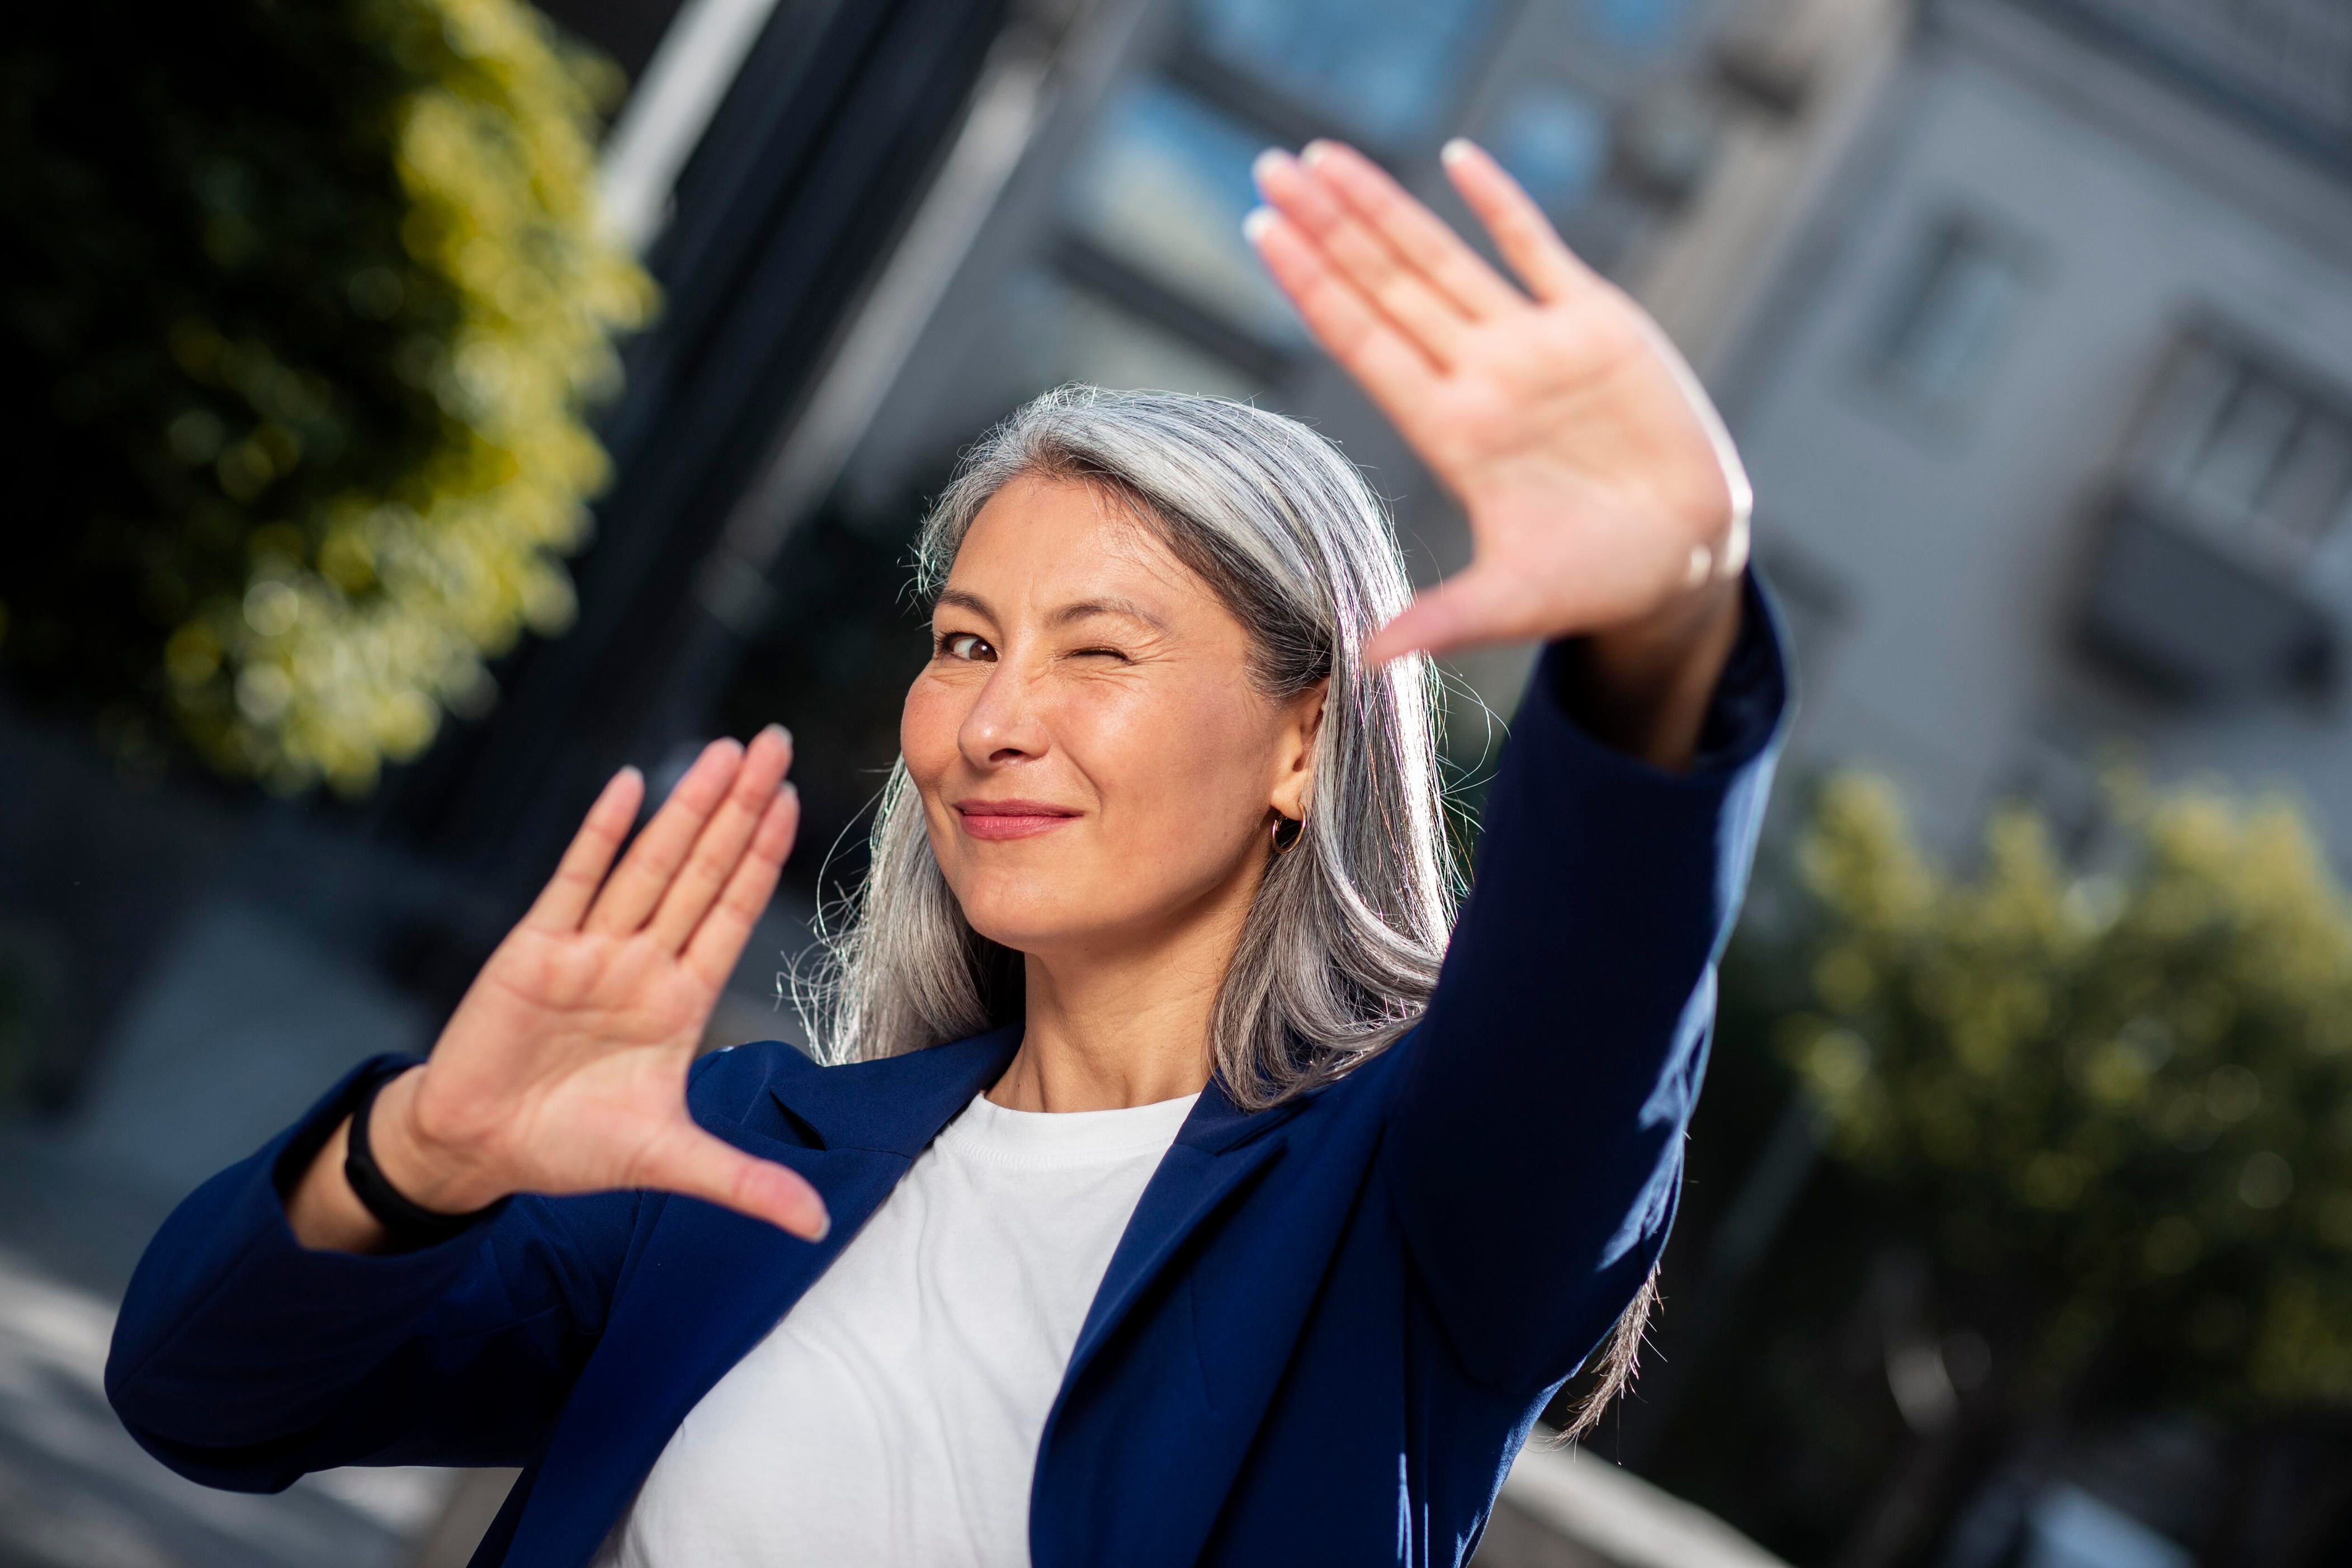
[{"xmin": 1271, "ymin": 815, "xmax": 1303, "ymax": 854}]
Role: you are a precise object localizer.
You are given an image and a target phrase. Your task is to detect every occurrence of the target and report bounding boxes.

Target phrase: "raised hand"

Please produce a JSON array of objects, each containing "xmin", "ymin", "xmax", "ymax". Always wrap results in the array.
[
  {"xmin": 288, "ymin": 726, "xmax": 829, "ymax": 1250},
  {"xmin": 1246, "ymin": 139, "xmax": 1749, "ymax": 743}
]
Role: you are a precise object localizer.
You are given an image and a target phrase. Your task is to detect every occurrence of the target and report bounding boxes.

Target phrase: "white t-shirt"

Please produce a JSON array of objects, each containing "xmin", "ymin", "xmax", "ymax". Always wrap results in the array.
[{"xmin": 590, "ymin": 1087, "xmax": 1199, "ymax": 1568}]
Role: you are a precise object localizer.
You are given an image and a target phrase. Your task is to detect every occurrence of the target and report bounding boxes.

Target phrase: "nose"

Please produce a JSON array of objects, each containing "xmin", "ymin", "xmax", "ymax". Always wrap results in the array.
[{"xmin": 959, "ymin": 659, "xmax": 1049, "ymax": 768}]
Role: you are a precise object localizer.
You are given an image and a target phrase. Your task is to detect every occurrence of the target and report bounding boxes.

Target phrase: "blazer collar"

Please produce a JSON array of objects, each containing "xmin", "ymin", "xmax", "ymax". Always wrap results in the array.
[
  {"xmin": 762, "ymin": 1023, "xmax": 1022, "ymax": 1154},
  {"xmin": 521, "ymin": 1031, "xmax": 1324, "ymax": 1568},
  {"xmin": 758, "ymin": 1023, "xmax": 1315, "ymax": 1383},
  {"xmin": 765, "ymin": 1022, "xmax": 1315, "ymax": 1159}
]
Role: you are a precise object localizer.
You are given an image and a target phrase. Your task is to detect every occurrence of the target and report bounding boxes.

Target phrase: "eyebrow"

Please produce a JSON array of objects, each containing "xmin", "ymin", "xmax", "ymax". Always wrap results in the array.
[
  {"xmin": 932, "ymin": 588, "xmax": 1168, "ymax": 633},
  {"xmin": 1050, "ymin": 596, "xmax": 1168, "ymax": 632},
  {"xmin": 933, "ymin": 588, "xmax": 995, "ymax": 621}
]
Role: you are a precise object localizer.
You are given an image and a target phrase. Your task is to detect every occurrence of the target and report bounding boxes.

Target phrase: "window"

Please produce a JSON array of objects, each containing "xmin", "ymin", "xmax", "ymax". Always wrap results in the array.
[
  {"xmin": 1580, "ymin": 0, "xmax": 1693, "ymax": 53},
  {"xmin": 1487, "ymin": 85, "xmax": 1613, "ymax": 211},
  {"xmin": 2079, "ymin": 327, "xmax": 2352, "ymax": 698},
  {"xmin": 2128, "ymin": 332, "xmax": 2352, "ymax": 568},
  {"xmin": 1185, "ymin": 0, "xmax": 1500, "ymax": 145},
  {"xmin": 1869, "ymin": 216, "xmax": 2038, "ymax": 413},
  {"xmin": 1060, "ymin": 79, "xmax": 1308, "ymax": 350}
]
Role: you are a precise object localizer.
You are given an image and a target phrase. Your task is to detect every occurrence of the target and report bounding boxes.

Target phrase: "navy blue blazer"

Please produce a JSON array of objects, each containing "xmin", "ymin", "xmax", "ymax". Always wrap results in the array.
[{"xmin": 106, "ymin": 577, "xmax": 1788, "ymax": 1568}]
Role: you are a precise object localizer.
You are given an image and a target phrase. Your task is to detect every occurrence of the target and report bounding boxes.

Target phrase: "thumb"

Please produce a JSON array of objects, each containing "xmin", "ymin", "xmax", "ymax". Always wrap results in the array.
[
  {"xmin": 637, "ymin": 1122, "xmax": 832, "ymax": 1241},
  {"xmin": 1363, "ymin": 569, "xmax": 1525, "ymax": 668}
]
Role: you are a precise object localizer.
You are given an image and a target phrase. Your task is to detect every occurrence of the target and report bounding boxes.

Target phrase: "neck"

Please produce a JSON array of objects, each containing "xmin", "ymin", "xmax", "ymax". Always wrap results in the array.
[{"xmin": 985, "ymin": 867, "xmax": 1263, "ymax": 1113}]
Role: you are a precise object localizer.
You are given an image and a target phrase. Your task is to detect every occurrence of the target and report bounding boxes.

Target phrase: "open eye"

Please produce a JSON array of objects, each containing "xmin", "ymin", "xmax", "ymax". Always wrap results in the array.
[{"xmin": 936, "ymin": 630, "xmax": 995, "ymax": 663}]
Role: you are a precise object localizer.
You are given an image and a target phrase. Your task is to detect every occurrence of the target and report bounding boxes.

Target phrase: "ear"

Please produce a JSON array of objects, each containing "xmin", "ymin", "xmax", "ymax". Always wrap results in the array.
[{"xmin": 1269, "ymin": 679, "xmax": 1328, "ymax": 822}]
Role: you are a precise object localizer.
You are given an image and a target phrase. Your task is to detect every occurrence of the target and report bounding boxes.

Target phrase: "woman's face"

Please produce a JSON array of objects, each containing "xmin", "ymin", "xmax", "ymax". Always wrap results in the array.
[{"xmin": 901, "ymin": 474, "xmax": 1323, "ymax": 961}]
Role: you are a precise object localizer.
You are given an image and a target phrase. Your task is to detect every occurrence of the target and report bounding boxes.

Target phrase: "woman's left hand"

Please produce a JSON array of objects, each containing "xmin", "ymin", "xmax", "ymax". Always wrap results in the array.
[{"xmin": 1248, "ymin": 139, "xmax": 1749, "ymax": 754}]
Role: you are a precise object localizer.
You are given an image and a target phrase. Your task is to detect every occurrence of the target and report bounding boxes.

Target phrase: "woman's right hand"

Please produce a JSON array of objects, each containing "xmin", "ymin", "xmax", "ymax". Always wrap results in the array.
[{"xmin": 286, "ymin": 726, "xmax": 830, "ymax": 1252}]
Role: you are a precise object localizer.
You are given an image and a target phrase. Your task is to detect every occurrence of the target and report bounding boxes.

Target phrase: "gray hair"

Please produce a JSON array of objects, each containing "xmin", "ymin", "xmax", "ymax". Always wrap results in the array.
[{"xmin": 794, "ymin": 385, "xmax": 1457, "ymax": 1109}]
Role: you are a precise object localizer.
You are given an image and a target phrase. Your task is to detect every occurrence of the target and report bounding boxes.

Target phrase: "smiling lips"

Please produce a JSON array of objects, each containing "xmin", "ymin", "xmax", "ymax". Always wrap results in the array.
[{"xmin": 954, "ymin": 799, "xmax": 1081, "ymax": 840}]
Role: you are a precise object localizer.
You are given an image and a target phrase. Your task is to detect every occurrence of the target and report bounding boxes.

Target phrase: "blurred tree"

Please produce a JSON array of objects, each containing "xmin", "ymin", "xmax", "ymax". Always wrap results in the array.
[
  {"xmin": 1784, "ymin": 774, "xmax": 2352, "ymax": 1414},
  {"xmin": 0, "ymin": 0, "xmax": 651, "ymax": 793}
]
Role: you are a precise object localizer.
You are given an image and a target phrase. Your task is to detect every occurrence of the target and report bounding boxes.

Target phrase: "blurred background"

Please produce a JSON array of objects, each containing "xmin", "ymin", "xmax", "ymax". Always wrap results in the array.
[{"xmin": 3, "ymin": 0, "xmax": 2351, "ymax": 1562}]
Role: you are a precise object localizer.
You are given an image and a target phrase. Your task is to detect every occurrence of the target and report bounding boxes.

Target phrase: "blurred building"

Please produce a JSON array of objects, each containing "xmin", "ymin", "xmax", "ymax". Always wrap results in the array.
[{"xmin": 1715, "ymin": 0, "xmax": 2352, "ymax": 865}]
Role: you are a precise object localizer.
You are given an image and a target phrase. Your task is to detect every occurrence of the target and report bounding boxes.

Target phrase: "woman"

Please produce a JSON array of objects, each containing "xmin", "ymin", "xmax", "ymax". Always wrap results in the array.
[{"xmin": 106, "ymin": 139, "xmax": 1786, "ymax": 1567}]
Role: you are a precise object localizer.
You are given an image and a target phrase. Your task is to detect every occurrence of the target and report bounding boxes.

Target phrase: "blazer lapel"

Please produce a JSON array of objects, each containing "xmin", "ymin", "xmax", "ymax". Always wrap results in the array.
[
  {"xmin": 1062, "ymin": 1081, "xmax": 1298, "ymax": 1386},
  {"xmin": 1033, "ymin": 1076, "xmax": 1379, "ymax": 1568},
  {"xmin": 507, "ymin": 1029, "xmax": 1021, "ymax": 1568}
]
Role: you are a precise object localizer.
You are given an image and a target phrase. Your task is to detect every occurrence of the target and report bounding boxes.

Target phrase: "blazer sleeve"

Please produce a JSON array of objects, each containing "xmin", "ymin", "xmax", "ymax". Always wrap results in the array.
[
  {"xmin": 105, "ymin": 1051, "xmax": 651, "ymax": 1490},
  {"xmin": 1381, "ymin": 568, "xmax": 1791, "ymax": 1398}
]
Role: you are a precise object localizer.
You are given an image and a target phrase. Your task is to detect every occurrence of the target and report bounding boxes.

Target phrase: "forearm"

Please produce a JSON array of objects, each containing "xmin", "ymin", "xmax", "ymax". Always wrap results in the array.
[
  {"xmin": 1558, "ymin": 570, "xmax": 1744, "ymax": 772},
  {"xmin": 285, "ymin": 1109, "xmax": 388, "ymax": 1253},
  {"xmin": 285, "ymin": 1062, "xmax": 510, "ymax": 1253},
  {"xmin": 110, "ymin": 1057, "xmax": 512, "ymax": 1451},
  {"xmin": 109, "ymin": 1054, "xmax": 631, "ymax": 1476},
  {"xmin": 1381, "ymin": 569, "xmax": 1788, "ymax": 1392}
]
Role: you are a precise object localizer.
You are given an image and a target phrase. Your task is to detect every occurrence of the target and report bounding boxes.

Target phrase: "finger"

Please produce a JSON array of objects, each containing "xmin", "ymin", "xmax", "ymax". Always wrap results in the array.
[
  {"xmin": 1363, "ymin": 569, "xmax": 1530, "ymax": 667},
  {"xmin": 584, "ymin": 738, "xmax": 745, "ymax": 936},
  {"xmin": 1246, "ymin": 205, "xmax": 1441, "ymax": 413},
  {"xmin": 684, "ymin": 782, "xmax": 800, "ymax": 990},
  {"xmin": 639, "ymin": 1120, "xmax": 830, "ymax": 1241},
  {"xmin": 1438, "ymin": 138, "xmax": 1598, "ymax": 304},
  {"xmin": 1296, "ymin": 140, "xmax": 1523, "ymax": 321},
  {"xmin": 1253, "ymin": 148, "xmax": 1473, "ymax": 367},
  {"xmin": 523, "ymin": 767, "xmax": 645, "ymax": 933},
  {"xmin": 649, "ymin": 725, "xmax": 794, "ymax": 954}
]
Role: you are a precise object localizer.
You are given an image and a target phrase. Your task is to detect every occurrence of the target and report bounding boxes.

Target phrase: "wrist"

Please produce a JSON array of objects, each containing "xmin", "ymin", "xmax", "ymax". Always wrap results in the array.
[
  {"xmin": 1563, "ymin": 573, "xmax": 1744, "ymax": 770},
  {"xmin": 367, "ymin": 1065, "xmax": 513, "ymax": 1216}
]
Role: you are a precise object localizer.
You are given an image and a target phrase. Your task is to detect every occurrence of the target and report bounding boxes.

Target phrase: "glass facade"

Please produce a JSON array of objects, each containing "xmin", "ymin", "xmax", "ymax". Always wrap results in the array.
[{"xmin": 1186, "ymin": 0, "xmax": 1500, "ymax": 144}]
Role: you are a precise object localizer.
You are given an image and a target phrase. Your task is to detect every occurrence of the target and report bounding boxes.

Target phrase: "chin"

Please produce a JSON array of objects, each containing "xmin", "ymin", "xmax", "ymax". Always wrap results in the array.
[{"xmin": 948, "ymin": 874, "xmax": 1092, "ymax": 956}]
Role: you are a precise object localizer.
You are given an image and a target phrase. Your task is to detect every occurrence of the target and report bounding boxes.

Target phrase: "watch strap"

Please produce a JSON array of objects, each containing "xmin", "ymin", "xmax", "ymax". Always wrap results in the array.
[{"xmin": 343, "ymin": 1068, "xmax": 500, "ymax": 1248}]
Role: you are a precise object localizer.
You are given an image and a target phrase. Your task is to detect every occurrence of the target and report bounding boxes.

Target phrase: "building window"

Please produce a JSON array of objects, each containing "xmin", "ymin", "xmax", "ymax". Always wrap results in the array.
[
  {"xmin": 1869, "ymin": 215, "xmax": 2039, "ymax": 414},
  {"xmin": 2129, "ymin": 333, "xmax": 2352, "ymax": 569},
  {"xmin": 1580, "ymin": 0, "xmax": 1693, "ymax": 54},
  {"xmin": 2080, "ymin": 327, "xmax": 2352, "ymax": 699},
  {"xmin": 1487, "ymin": 84, "xmax": 1613, "ymax": 212},
  {"xmin": 1184, "ymin": 0, "xmax": 1500, "ymax": 146},
  {"xmin": 1060, "ymin": 79, "xmax": 1309, "ymax": 351}
]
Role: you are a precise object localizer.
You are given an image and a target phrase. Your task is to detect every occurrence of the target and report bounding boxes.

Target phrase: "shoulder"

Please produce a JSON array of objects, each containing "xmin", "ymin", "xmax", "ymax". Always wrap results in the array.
[
  {"xmin": 1273, "ymin": 1027, "xmax": 1420, "ymax": 1131},
  {"xmin": 686, "ymin": 1038, "xmax": 821, "ymax": 1121}
]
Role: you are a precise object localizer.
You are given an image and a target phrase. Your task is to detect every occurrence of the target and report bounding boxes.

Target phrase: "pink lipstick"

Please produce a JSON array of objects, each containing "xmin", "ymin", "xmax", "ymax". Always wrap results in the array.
[{"xmin": 953, "ymin": 799, "xmax": 1080, "ymax": 841}]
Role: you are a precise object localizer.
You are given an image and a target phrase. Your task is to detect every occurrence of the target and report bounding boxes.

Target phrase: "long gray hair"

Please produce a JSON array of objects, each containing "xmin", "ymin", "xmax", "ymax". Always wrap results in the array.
[
  {"xmin": 795, "ymin": 385, "xmax": 1456, "ymax": 1108},
  {"xmin": 794, "ymin": 382, "xmax": 1654, "ymax": 1439}
]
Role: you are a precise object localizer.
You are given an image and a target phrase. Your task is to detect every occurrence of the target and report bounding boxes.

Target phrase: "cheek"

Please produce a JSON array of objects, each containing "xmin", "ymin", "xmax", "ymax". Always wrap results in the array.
[
  {"xmin": 900, "ymin": 675, "xmax": 962, "ymax": 782},
  {"xmin": 1073, "ymin": 681, "xmax": 1276, "ymax": 836}
]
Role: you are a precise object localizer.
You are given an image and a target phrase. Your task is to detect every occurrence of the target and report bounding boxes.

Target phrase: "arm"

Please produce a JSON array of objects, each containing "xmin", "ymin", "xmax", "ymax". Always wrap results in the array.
[
  {"xmin": 1245, "ymin": 139, "xmax": 1788, "ymax": 1391},
  {"xmin": 106, "ymin": 1052, "xmax": 644, "ymax": 1485},
  {"xmin": 1381, "ymin": 573, "xmax": 1787, "ymax": 1394},
  {"xmin": 109, "ymin": 726, "xmax": 829, "ymax": 1484}
]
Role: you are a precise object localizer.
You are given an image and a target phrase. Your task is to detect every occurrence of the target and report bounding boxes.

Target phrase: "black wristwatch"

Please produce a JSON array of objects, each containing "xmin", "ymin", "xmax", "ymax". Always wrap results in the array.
[{"xmin": 344, "ymin": 1068, "xmax": 500, "ymax": 1248}]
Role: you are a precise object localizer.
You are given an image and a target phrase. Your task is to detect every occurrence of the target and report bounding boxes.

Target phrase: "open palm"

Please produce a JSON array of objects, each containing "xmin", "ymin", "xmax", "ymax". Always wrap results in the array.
[
  {"xmin": 379, "ymin": 727, "xmax": 828, "ymax": 1239},
  {"xmin": 1247, "ymin": 138, "xmax": 1750, "ymax": 666}
]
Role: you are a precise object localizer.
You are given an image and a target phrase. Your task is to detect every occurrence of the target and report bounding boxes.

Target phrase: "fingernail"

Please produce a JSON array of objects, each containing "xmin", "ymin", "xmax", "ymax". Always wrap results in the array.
[
  {"xmin": 761, "ymin": 722, "xmax": 791, "ymax": 747},
  {"xmin": 1250, "ymin": 147, "xmax": 1286, "ymax": 188},
  {"xmin": 805, "ymin": 1206, "xmax": 830, "ymax": 1243},
  {"xmin": 1441, "ymin": 138, "xmax": 1473, "ymax": 166},
  {"xmin": 1301, "ymin": 139, "xmax": 1334, "ymax": 167},
  {"xmin": 1242, "ymin": 206, "xmax": 1276, "ymax": 244}
]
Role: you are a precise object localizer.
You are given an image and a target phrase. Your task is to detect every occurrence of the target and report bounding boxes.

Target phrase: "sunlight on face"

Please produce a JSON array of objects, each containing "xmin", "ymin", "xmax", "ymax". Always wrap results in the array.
[{"xmin": 900, "ymin": 474, "xmax": 1320, "ymax": 961}]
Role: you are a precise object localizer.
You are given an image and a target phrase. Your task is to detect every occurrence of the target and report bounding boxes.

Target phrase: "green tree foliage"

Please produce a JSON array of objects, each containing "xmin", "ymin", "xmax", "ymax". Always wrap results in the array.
[
  {"xmin": 1, "ymin": 0, "xmax": 651, "ymax": 792},
  {"xmin": 1784, "ymin": 775, "xmax": 2352, "ymax": 1411}
]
